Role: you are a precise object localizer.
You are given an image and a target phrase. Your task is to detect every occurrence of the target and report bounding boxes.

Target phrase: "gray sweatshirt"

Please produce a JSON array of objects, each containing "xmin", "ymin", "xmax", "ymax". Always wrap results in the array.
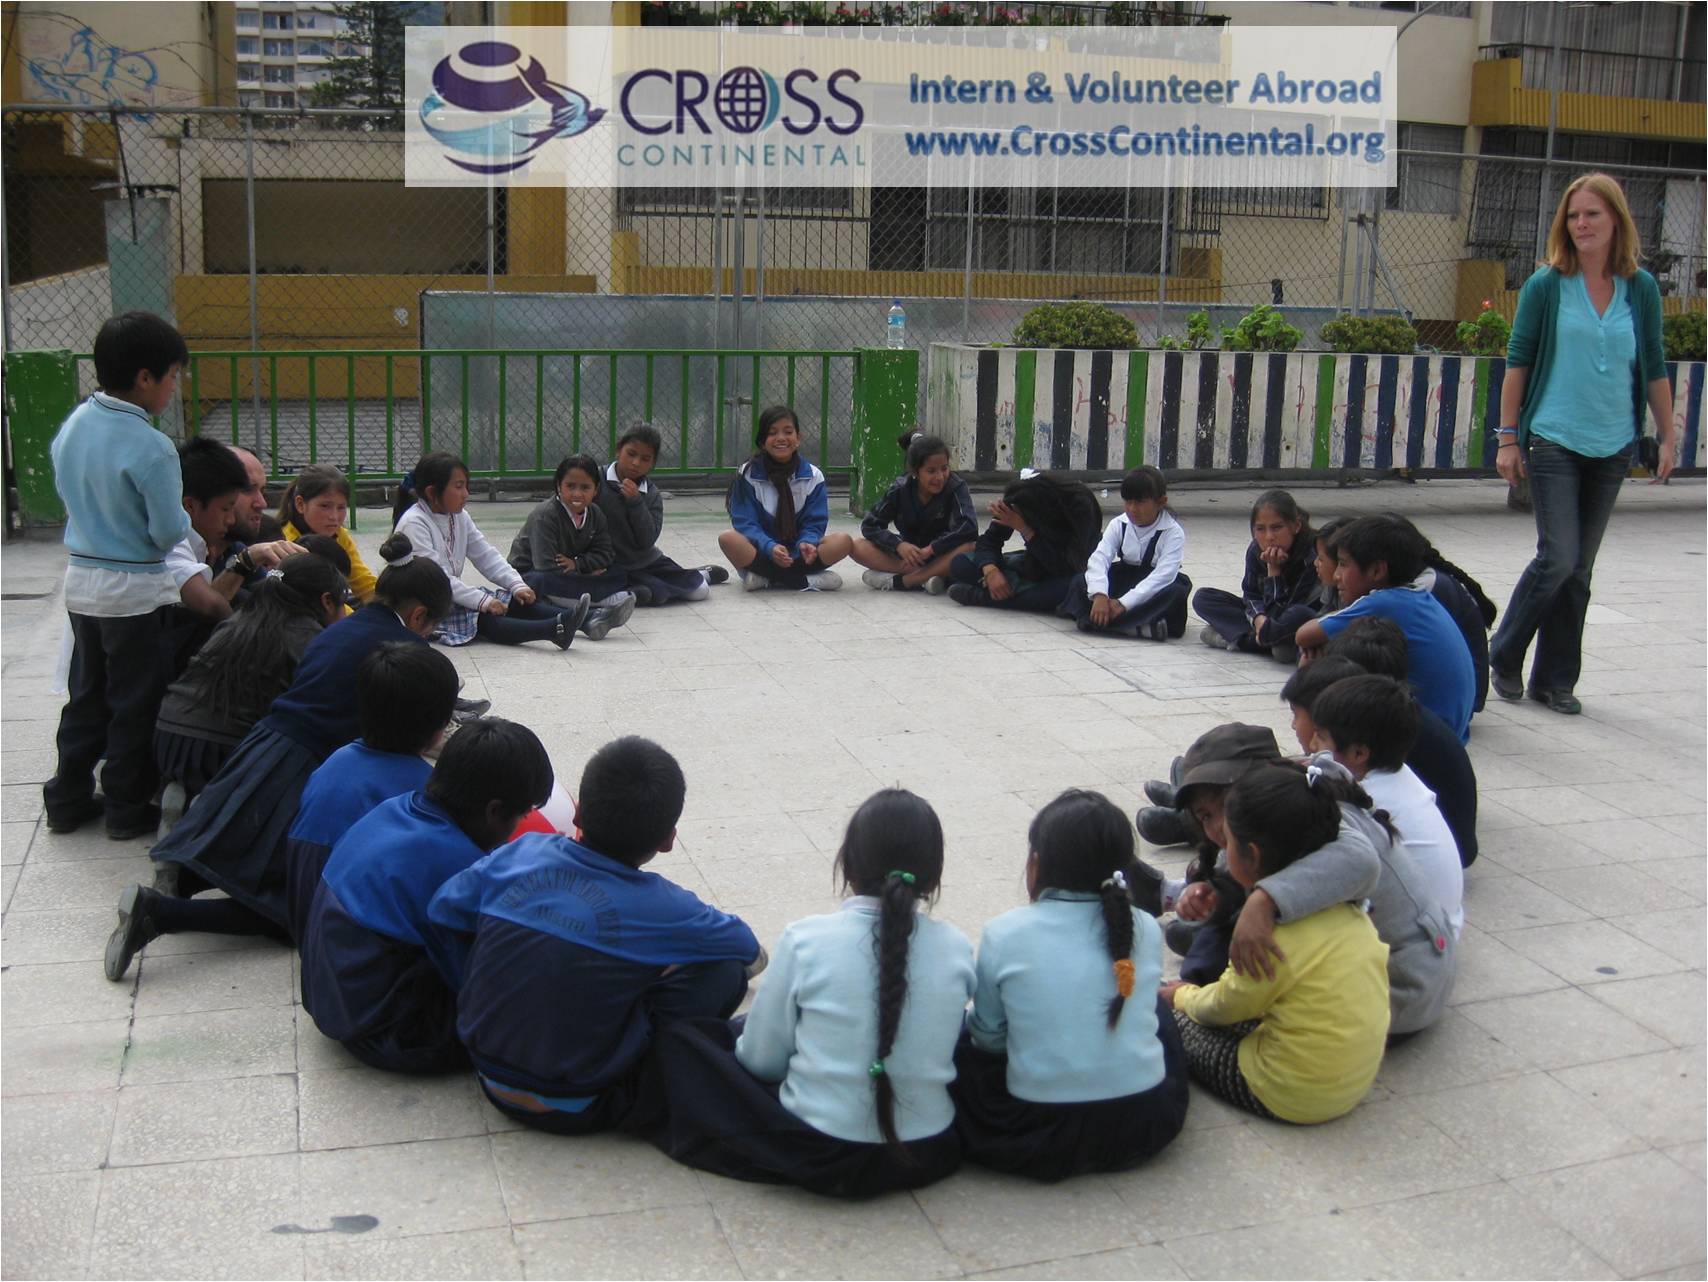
[
  {"xmin": 593, "ymin": 464, "xmax": 666, "ymax": 570},
  {"xmin": 1256, "ymin": 802, "xmax": 1457, "ymax": 1036}
]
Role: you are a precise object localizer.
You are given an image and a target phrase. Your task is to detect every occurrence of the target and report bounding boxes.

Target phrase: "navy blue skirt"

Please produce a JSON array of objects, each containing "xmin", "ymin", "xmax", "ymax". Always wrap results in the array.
[
  {"xmin": 150, "ymin": 724, "xmax": 319, "ymax": 927},
  {"xmin": 153, "ymin": 727, "xmax": 236, "ymax": 799},
  {"xmin": 627, "ymin": 555, "xmax": 709, "ymax": 605}
]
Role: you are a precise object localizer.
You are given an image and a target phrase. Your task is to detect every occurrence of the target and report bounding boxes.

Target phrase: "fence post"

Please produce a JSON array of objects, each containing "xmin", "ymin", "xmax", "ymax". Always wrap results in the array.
[
  {"xmin": 3, "ymin": 350, "xmax": 78, "ymax": 527},
  {"xmin": 849, "ymin": 346, "xmax": 918, "ymax": 516}
]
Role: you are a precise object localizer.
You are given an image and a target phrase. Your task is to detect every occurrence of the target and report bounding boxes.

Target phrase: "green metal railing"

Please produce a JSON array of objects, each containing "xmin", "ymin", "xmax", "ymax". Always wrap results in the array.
[{"xmin": 64, "ymin": 347, "xmax": 862, "ymax": 482}]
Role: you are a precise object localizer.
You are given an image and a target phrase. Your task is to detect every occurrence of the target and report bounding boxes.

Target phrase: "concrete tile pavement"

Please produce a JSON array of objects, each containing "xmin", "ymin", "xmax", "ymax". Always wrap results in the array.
[{"xmin": 2, "ymin": 477, "xmax": 1702, "ymax": 1279}]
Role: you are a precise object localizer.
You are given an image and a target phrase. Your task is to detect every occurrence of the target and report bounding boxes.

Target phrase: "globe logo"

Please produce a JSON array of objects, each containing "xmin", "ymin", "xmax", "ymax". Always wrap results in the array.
[
  {"xmin": 713, "ymin": 66, "xmax": 781, "ymax": 135},
  {"xmin": 419, "ymin": 41, "xmax": 605, "ymax": 175}
]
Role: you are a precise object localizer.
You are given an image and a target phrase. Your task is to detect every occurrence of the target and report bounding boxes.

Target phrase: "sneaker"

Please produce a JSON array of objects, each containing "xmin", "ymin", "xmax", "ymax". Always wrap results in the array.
[
  {"xmin": 157, "ymin": 782, "xmax": 187, "ymax": 843},
  {"xmin": 108, "ymin": 805, "xmax": 162, "ymax": 842},
  {"xmin": 702, "ymin": 565, "xmax": 731, "ymax": 585},
  {"xmin": 104, "ymin": 884, "xmax": 160, "ymax": 981},
  {"xmin": 683, "ymin": 580, "xmax": 711, "ymax": 603},
  {"xmin": 1199, "ymin": 624, "xmax": 1232, "ymax": 650},
  {"xmin": 1143, "ymin": 778, "xmax": 1178, "ymax": 808},
  {"xmin": 1491, "ymin": 668, "xmax": 1524, "ymax": 702},
  {"xmin": 630, "ymin": 585, "xmax": 654, "ymax": 606},
  {"xmin": 1531, "ymin": 688, "xmax": 1583, "ymax": 715},
  {"xmin": 1136, "ymin": 804, "xmax": 1194, "ymax": 848},
  {"xmin": 804, "ymin": 570, "xmax": 842, "ymax": 592},
  {"xmin": 1164, "ymin": 917, "xmax": 1201, "ymax": 958},
  {"xmin": 453, "ymin": 696, "xmax": 492, "ymax": 721},
  {"xmin": 740, "ymin": 569, "xmax": 768, "ymax": 592},
  {"xmin": 861, "ymin": 569, "xmax": 896, "ymax": 591},
  {"xmin": 1270, "ymin": 642, "xmax": 1301, "ymax": 666},
  {"xmin": 44, "ymin": 796, "xmax": 104, "ymax": 835},
  {"xmin": 1146, "ymin": 619, "xmax": 1171, "ymax": 642},
  {"xmin": 947, "ymin": 583, "xmax": 983, "ymax": 607},
  {"xmin": 922, "ymin": 575, "xmax": 949, "ymax": 596},
  {"xmin": 580, "ymin": 592, "xmax": 637, "ymax": 640}
]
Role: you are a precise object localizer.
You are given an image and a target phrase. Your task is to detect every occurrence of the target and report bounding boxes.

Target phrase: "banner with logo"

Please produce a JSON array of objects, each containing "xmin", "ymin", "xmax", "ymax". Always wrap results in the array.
[{"xmin": 404, "ymin": 24, "xmax": 1395, "ymax": 190}]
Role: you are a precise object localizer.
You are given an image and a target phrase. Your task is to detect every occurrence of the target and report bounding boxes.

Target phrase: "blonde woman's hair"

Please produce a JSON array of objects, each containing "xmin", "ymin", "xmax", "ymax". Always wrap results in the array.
[{"xmin": 1546, "ymin": 172, "xmax": 1641, "ymax": 278}]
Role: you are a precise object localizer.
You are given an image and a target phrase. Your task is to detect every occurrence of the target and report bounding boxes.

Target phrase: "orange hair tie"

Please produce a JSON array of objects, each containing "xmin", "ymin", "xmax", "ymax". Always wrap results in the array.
[{"xmin": 1112, "ymin": 959, "xmax": 1136, "ymax": 999}]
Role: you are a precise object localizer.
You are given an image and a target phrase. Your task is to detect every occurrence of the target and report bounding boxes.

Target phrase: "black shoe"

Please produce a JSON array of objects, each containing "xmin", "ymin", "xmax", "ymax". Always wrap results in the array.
[
  {"xmin": 702, "ymin": 565, "xmax": 730, "ymax": 585},
  {"xmin": 1169, "ymin": 755, "xmax": 1184, "ymax": 789},
  {"xmin": 1145, "ymin": 618, "xmax": 1171, "ymax": 642},
  {"xmin": 582, "ymin": 592, "xmax": 637, "ymax": 640},
  {"xmin": 1136, "ymin": 805, "xmax": 1194, "ymax": 848},
  {"xmin": 45, "ymin": 796, "xmax": 104, "ymax": 835},
  {"xmin": 104, "ymin": 884, "xmax": 160, "ymax": 981},
  {"xmin": 1126, "ymin": 859, "xmax": 1165, "ymax": 917},
  {"xmin": 1491, "ymin": 668, "xmax": 1524, "ymax": 702},
  {"xmin": 1531, "ymin": 687, "xmax": 1583, "ymax": 715},
  {"xmin": 947, "ymin": 583, "xmax": 983, "ymax": 607},
  {"xmin": 1165, "ymin": 917, "xmax": 1202, "ymax": 958},
  {"xmin": 453, "ymin": 696, "xmax": 491, "ymax": 718},
  {"xmin": 1143, "ymin": 778, "xmax": 1178, "ymax": 808},
  {"xmin": 630, "ymin": 585, "xmax": 654, "ymax": 606},
  {"xmin": 551, "ymin": 594, "xmax": 593, "ymax": 649},
  {"xmin": 107, "ymin": 806, "xmax": 162, "ymax": 842}
]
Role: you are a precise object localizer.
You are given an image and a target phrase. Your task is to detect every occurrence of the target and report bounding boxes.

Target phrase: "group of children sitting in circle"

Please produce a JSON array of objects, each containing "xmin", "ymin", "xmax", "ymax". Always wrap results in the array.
[{"xmin": 50, "ymin": 313, "xmax": 1493, "ymax": 1199}]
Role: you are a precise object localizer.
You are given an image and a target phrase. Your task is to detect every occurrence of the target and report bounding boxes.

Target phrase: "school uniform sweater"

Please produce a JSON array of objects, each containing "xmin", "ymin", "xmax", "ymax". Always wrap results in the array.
[
  {"xmin": 1407, "ymin": 707, "xmax": 1479, "ymax": 867},
  {"xmin": 859, "ymin": 474, "xmax": 978, "ymax": 559},
  {"xmin": 155, "ymin": 612, "xmax": 324, "ymax": 748},
  {"xmin": 52, "ymin": 392, "xmax": 190, "ymax": 577},
  {"xmin": 282, "ymin": 521, "xmax": 377, "ymax": 602},
  {"xmin": 726, "ymin": 455, "xmax": 830, "ymax": 557},
  {"xmin": 595, "ymin": 463, "xmax": 667, "ymax": 569},
  {"xmin": 1084, "ymin": 510, "xmax": 1186, "ymax": 611},
  {"xmin": 299, "ymin": 792, "xmax": 483, "ymax": 1058},
  {"xmin": 393, "ymin": 500, "xmax": 525, "ymax": 612},
  {"xmin": 259, "ymin": 604, "xmax": 426, "ymax": 758},
  {"xmin": 736, "ymin": 899, "xmax": 976, "ymax": 1144},
  {"xmin": 284, "ymin": 742, "xmax": 433, "ymax": 945},
  {"xmin": 1234, "ymin": 537, "xmax": 1321, "ymax": 645},
  {"xmin": 1416, "ymin": 567, "xmax": 1490, "ymax": 714},
  {"xmin": 427, "ymin": 834, "xmax": 759, "ymax": 1099},
  {"xmin": 968, "ymin": 892, "xmax": 1168, "ymax": 1104},
  {"xmin": 508, "ymin": 497, "xmax": 616, "ymax": 576},
  {"xmin": 1174, "ymin": 903, "xmax": 1390, "ymax": 1124}
]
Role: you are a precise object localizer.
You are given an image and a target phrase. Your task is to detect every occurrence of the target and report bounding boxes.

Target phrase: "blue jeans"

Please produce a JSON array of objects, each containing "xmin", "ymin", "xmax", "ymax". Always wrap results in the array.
[{"xmin": 1490, "ymin": 437, "xmax": 1630, "ymax": 695}]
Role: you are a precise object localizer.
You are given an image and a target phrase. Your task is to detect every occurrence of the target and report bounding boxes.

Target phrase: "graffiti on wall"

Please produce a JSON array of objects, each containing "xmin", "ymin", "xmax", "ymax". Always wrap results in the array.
[{"xmin": 24, "ymin": 26, "xmax": 160, "ymax": 108}]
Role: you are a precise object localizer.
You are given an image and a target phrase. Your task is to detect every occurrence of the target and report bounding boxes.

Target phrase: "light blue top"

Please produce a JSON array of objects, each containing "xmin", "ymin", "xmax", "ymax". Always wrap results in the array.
[
  {"xmin": 968, "ymin": 891, "xmax": 1168, "ymax": 1104},
  {"xmin": 736, "ymin": 898, "xmax": 974, "ymax": 1144},
  {"xmin": 1530, "ymin": 273, "xmax": 1638, "ymax": 458},
  {"xmin": 50, "ymin": 393, "xmax": 188, "ymax": 573}
]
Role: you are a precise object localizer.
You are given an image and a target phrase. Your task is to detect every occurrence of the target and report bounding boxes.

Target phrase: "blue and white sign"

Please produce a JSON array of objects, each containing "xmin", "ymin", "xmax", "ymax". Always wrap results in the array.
[{"xmin": 405, "ymin": 25, "xmax": 1396, "ymax": 190}]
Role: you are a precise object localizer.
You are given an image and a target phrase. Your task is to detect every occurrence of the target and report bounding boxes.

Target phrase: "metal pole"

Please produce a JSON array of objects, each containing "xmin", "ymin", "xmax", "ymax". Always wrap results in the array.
[
  {"xmin": 1351, "ymin": 189, "xmax": 1368, "ymax": 316},
  {"xmin": 754, "ymin": 174, "xmax": 766, "ymax": 351},
  {"xmin": 244, "ymin": 112, "xmax": 263, "ymax": 456},
  {"xmin": 485, "ymin": 178, "xmax": 496, "ymax": 346},
  {"xmin": 961, "ymin": 161, "xmax": 976, "ymax": 342},
  {"xmin": 1366, "ymin": 195, "xmax": 1382, "ymax": 315},
  {"xmin": 710, "ymin": 185, "xmax": 724, "ymax": 348},
  {"xmin": 1534, "ymin": 27, "xmax": 1562, "ymax": 263},
  {"xmin": 1335, "ymin": 188, "xmax": 1350, "ymax": 312},
  {"xmin": 1157, "ymin": 159, "xmax": 1171, "ymax": 341},
  {"xmin": 731, "ymin": 187, "xmax": 746, "ymax": 354}
]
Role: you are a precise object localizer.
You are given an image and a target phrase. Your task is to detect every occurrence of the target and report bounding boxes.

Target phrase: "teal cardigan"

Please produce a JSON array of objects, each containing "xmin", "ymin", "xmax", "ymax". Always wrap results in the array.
[{"xmin": 1505, "ymin": 266, "xmax": 1667, "ymax": 451}]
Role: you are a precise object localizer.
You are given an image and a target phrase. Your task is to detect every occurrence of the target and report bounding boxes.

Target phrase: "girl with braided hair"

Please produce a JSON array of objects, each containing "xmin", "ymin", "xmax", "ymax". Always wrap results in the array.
[
  {"xmin": 1162, "ymin": 763, "xmax": 1392, "ymax": 1124},
  {"xmin": 627, "ymin": 788, "xmax": 973, "ymax": 1198},
  {"xmin": 951, "ymin": 789, "xmax": 1188, "ymax": 1180}
]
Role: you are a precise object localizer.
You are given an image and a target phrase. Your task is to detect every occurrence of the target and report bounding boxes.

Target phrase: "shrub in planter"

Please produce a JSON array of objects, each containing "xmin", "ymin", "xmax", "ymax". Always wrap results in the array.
[
  {"xmin": 1663, "ymin": 310, "xmax": 1706, "ymax": 361},
  {"xmin": 1220, "ymin": 303, "xmax": 1302, "ymax": 353},
  {"xmin": 1320, "ymin": 314, "xmax": 1418, "ymax": 355},
  {"xmin": 1013, "ymin": 301, "xmax": 1137, "ymax": 350},
  {"xmin": 1158, "ymin": 309, "xmax": 1212, "ymax": 352},
  {"xmin": 1455, "ymin": 301, "xmax": 1511, "ymax": 357}
]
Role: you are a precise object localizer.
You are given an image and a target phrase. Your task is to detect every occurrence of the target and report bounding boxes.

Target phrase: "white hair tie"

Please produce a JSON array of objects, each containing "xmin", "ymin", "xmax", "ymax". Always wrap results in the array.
[
  {"xmin": 387, "ymin": 550, "xmax": 415, "ymax": 566},
  {"xmin": 1101, "ymin": 869, "xmax": 1129, "ymax": 892}
]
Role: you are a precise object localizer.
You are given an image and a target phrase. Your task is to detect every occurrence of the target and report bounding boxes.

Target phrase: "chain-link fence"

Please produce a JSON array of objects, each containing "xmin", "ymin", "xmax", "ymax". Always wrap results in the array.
[{"xmin": 6, "ymin": 101, "xmax": 1705, "ymax": 472}]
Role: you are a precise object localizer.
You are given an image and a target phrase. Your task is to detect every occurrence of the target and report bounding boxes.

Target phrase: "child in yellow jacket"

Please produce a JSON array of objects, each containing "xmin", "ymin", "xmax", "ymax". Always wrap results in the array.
[
  {"xmin": 280, "ymin": 464, "xmax": 376, "ymax": 603},
  {"xmin": 1162, "ymin": 762, "xmax": 1390, "ymax": 1124}
]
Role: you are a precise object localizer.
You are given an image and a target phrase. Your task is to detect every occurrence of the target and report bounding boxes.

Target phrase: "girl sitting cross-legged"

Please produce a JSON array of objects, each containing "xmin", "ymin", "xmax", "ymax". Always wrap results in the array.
[
  {"xmin": 851, "ymin": 431, "xmax": 977, "ymax": 593},
  {"xmin": 719, "ymin": 405, "xmax": 853, "ymax": 592},
  {"xmin": 507, "ymin": 453, "xmax": 638, "ymax": 641}
]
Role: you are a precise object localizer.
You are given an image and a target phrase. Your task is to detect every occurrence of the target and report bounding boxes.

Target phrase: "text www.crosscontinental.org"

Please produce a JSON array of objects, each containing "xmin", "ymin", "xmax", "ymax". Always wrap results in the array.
[{"xmin": 902, "ymin": 123, "xmax": 1387, "ymax": 164}]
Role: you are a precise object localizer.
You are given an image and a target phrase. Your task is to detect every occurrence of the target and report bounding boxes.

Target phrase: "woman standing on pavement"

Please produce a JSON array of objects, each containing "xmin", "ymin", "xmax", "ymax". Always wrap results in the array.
[{"xmin": 1490, "ymin": 172, "xmax": 1676, "ymax": 716}]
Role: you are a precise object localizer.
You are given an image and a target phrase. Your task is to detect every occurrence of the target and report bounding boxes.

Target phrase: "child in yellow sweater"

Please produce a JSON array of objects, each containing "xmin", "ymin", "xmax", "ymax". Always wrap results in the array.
[
  {"xmin": 1162, "ymin": 762, "xmax": 1390, "ymax": 1124},
  {"xmin": 280, "ymin": 464, "xmax": 377, "ymax": 603}
]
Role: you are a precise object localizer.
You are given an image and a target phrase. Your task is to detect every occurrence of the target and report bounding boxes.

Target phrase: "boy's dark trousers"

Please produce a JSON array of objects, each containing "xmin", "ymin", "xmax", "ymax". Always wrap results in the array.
[
  {"xmin": 949, "ymin": 552, "xmax": 1078, "ymax": 613},
  {"xmin": 1061, "ymin": 566, "xmax": 1192, "ymax": 636},
  {"xmin": 44, "ymin": 606, "xmax": 178, "ymax": 830}
]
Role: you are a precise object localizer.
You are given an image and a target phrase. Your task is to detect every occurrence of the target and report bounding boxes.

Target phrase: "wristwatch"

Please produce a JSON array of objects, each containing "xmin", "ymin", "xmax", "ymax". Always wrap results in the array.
[{"xmin": 232, "ymin": 549, "xmax": 256, "ymax": 575}]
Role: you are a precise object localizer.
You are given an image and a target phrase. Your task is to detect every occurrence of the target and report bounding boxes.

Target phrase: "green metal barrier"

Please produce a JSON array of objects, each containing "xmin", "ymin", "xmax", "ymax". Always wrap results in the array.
[
  {"xmin": 849, "ymin": 347, "xmax": 919, "ymax": 515},
  {"xmin": 4, "ymin": 349, "xmax": 78, "ymax": 527},
  {"xmin": 145, "ymin": 347, "xmax": 863, "ymax": 482}
]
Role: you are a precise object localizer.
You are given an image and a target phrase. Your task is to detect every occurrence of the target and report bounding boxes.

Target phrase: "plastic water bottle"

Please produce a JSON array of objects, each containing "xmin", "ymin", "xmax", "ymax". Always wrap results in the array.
[{"xmin": 886, "ymin": 299, "xmax": 907, "ymax": 349}]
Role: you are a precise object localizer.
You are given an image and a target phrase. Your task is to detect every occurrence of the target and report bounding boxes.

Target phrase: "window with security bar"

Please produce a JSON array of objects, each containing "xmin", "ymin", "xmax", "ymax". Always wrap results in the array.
[{"xmin": 1387, "ymin": 124, "xmax": 1465, "ymax": 215}]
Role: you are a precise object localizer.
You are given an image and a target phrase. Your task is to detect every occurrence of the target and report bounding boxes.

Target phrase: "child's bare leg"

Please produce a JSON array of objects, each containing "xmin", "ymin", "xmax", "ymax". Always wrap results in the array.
[
  {"xmin": 718, "ymin": 530, "xmax": 759, "ymax": 570},
  {"xmin": 901, "ymin": 542, "xmax": 974, "ymax": 589},
  {"xmin": 813, "ymin": 532, "xmax": 854, "ymax": 568},
  {"xmin": 851, "ymin": 539, "xmax": 906, "ymax": 573}
]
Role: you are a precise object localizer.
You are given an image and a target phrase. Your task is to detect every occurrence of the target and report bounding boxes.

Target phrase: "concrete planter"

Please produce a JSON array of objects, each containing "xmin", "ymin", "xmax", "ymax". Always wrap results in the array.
[{"xmin": 927, "ymin": 342, "xmax": 1707, "ymax": 476}]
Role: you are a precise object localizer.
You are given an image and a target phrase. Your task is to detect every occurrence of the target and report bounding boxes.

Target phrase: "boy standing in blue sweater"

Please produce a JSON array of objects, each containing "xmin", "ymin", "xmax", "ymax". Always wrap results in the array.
[{"xmin": 44, "ymin": 312, "xmax": 192, "ymax": 840}]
